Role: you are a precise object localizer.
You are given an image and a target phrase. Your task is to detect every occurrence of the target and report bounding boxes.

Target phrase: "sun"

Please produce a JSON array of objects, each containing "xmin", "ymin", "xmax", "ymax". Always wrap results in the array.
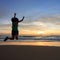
[{"xmin": 38, "ymin": 31, "xmax": 44, "ymax": 34}]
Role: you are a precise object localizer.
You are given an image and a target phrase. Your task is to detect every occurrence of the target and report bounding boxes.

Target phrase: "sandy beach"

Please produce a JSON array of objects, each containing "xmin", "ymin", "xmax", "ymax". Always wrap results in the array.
[{"xmin": 0, "ymin": 43, "xmax": 60, "ymax": 60}]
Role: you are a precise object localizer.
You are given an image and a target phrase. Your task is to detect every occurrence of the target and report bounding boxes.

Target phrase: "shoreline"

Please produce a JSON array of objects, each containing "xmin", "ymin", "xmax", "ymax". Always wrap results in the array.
[{"xmin": 0, "ymin": 41, "xmax": 60, "ymax": 47}]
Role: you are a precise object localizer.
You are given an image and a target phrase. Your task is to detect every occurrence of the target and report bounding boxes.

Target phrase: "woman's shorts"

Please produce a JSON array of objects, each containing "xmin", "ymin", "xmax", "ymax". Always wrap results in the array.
[{"xmin": 12, "ymin": 30, "xmax": 18, "ymax": 35}]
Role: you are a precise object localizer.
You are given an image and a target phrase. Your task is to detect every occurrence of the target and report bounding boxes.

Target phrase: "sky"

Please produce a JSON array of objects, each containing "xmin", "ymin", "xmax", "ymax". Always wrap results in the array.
[{"xmin": 0, "ymin": 0, "xmax": 60, "ymax": 36}]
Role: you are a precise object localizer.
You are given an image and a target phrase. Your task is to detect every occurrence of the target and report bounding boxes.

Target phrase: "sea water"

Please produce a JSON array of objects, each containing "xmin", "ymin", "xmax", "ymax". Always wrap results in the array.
[{"xmin": 0, "ymin": 35, "xmax": 60, "ymax": 46}]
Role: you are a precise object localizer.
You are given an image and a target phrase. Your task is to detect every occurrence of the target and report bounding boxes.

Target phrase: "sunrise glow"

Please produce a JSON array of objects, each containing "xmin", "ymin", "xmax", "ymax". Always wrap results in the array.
[{"xmin": 0, "ymin": 0, "xmax": 60, "ymax": 36}]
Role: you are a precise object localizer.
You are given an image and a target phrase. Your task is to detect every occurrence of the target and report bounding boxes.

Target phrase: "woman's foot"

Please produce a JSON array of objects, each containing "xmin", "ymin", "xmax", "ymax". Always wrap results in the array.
[{"xmin": 4, "ymin": 37, "xmax": 8, "ymax": 41}]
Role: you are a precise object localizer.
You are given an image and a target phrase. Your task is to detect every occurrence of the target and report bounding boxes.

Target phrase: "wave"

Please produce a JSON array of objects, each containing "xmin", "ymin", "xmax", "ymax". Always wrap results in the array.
[{"xmin": 0, "ymin": 35, "xmax": 60, "ymax": 42}]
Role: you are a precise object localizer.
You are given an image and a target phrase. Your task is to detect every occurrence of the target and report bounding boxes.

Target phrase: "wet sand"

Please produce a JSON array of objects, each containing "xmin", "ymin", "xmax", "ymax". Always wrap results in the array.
[{"xmin": 0, "ymin": 45, "xmax": 60, "ymax": 60}]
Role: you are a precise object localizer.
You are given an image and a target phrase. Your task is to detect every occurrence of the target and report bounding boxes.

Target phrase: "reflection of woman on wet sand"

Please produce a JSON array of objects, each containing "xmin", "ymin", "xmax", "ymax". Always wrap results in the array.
[{"xmin": 4, "ymin": 13, "xmax": 25, "ymax": 41}]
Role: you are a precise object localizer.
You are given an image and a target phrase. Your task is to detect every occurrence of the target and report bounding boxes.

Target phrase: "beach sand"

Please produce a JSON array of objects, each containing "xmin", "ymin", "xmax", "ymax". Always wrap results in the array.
[{"xmin": 0, "ymin": 44, "xmax": 60, "ymax": 60}]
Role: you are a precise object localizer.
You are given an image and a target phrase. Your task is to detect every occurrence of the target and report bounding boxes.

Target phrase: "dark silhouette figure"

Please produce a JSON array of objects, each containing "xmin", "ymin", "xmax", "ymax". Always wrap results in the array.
[{"xmin": 4, "ymin": 13, "xmax": 24, "ymax": 41}]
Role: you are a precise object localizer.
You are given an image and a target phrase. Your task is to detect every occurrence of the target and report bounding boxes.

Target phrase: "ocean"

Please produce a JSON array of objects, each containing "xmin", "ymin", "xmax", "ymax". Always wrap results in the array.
[
  {"xmin": 0, "ymin": 35, "xmax": 60, "ymax": 46},
  {"xmin": 0, "ymin": 35, "xmax": 60, "ymax": 42}
]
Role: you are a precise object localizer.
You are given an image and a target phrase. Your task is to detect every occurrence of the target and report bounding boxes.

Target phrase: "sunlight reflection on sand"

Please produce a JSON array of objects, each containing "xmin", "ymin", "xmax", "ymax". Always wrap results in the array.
[{"xmin": 0, "ymin": 40, "xmax": 60, "ymax": 47}]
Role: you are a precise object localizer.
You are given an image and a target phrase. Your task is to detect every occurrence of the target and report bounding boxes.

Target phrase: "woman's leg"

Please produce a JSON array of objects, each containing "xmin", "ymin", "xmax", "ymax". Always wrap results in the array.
[{"xmin": 15, "ymin": 35, "xmax": 18, "ymax": 40}]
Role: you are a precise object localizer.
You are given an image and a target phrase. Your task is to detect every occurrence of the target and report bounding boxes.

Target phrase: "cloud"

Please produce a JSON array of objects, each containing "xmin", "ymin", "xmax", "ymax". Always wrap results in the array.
[
  {"xmin": 55, "ymin": 22, "xmax": 60, "ymax": 25},
  {"xmin": 22, "ymin": 15, "xmax": 60, "ymax": 26},
  {"xmin": 1, "ymin": 15, "xmax": 60, "ymax": 33},
  {"xmin": 0, "ymin": 24, "xmax": 11, "ymax": 31},
  {"xmin": 19, "ymin": 21, "xmax": 51, "ymax": 31},
  {"xmin": 35, "ymin": 16, "xmax": 60, "ymax": 23}
]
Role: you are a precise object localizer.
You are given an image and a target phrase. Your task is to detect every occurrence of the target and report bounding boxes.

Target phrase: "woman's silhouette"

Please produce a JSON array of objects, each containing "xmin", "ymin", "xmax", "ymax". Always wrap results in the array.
[{"xmin": 4, "ymin": 13, "xmax": 24, "ymax": 41}]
